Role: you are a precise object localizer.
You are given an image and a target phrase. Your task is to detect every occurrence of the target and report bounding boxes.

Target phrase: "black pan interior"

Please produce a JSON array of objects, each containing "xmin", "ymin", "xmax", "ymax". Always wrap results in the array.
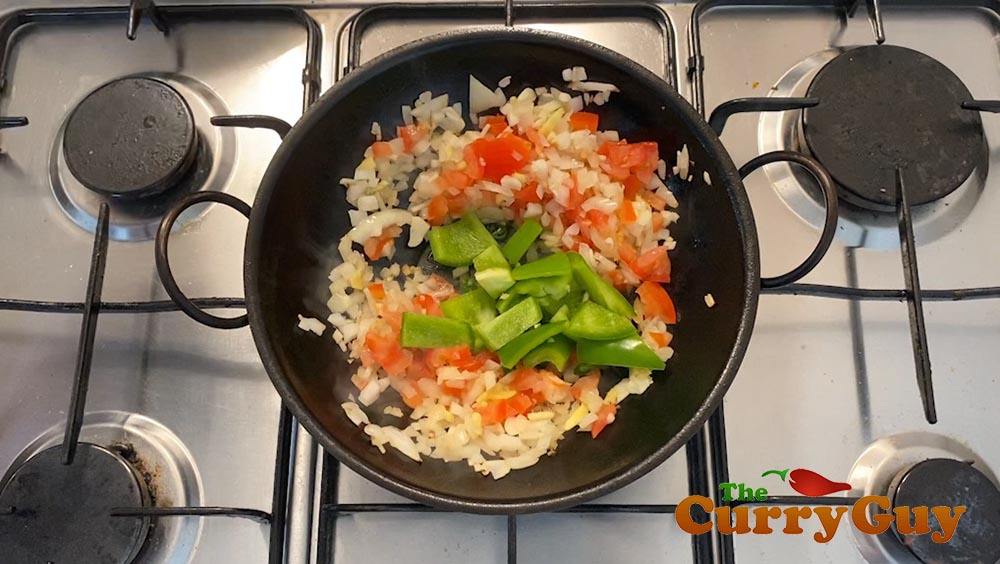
[{"xmin": 245, "ymin": 28, "xmax": 758, "ymax": 512}]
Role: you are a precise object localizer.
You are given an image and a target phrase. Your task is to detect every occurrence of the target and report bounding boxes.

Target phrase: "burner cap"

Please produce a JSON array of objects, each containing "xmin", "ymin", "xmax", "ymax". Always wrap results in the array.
[
  {"xmin": 803, "ymin": 45, "xmax": 985, "ymax": 209},
  {"xmin": 63, "ymin": 77, "xmax": 198, "ymax": 199},
  {"xmin": 892, "ymin": 458, "xmax": 1000, "ymax": 564},
  {"xmin": 0, "ymin": 443, "xmax": 150, "ymax": 564}
]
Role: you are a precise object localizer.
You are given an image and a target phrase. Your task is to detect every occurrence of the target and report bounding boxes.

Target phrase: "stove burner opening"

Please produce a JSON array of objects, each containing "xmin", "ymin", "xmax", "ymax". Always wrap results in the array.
[
  {"xmin": 63, "ymin": 77, "xmax": 199, "ymax": 200},
  {"xmin": 0, "ymin": 442, "xmax": 151, "ymax": 564},
  {"xmin": 802, "ymin": 45, "xmax": 986, "ymax": 211},
  {"xmin": 891, "ymin": 458, "xmax": 1000, "ymax": 564}
]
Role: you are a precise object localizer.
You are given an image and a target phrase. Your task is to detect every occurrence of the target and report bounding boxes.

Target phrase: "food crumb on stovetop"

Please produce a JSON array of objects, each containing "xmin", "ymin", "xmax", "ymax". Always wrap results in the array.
[
  {"xmin": 704, "ymin": 171, "xmax": 712, "ymax": 186},
  {"xmin": 704, "ymin": 294, "xmax": 716, "ymax": 308}
]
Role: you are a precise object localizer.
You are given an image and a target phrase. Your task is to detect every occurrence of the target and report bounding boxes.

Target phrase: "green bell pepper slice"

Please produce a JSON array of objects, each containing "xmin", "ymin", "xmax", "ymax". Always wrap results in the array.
[
  {"xmin": 441, "ymin": 288, "xmax": 496, "ymax": 325},
  {"xmin": 400, "ymin": 312, "xmax": 473, "ymax": 348},
  {"xmin": 473, "ymin": 245, "xmax": 508, "ymax": 271},
  {"xmin": 512, "ymin": 252, "xmax": 571, "ymax": 281},
  {"xmin": 575, "ymin": 335, "xmax": 665, "ymax": 370},
  {"xmin": 474, "ymin": 297, "xmax": 543, "ymax": 351},
  {"xmin": 473, "ymin": 246, "xmax": 515, "ymax": 298},
  {"xmin": 502, "ymin": 218, "xmax": 543, "ymax": 265},
  {"xmin": 427, "ymin": 213, "xmax": 497, "ymax": 267},
  {"xmin": 441, "ymin": 288, "xmax": 496, "ymax": 351},
  {"xmin": 475, "ymin": 267, "xmax": 515, "ymax": 298},
  {"xmin": 522, "ymin": 335, "xmax": 574, "ymax": 371},
  {"xmin": 564, "ymin": 301, "xmax": 636, "ymax": 341},
  {"xmin": 497, "ymin": 322, "xmax": 566, "ymax": 369},
  {"xmin": 496, "ymin": 292, "xmax": 526, "ymax": 313},
  {"xmin": 549, "ymin": 304, "xmax": 571, "ymax": 323},
  {"xmin": 568, "ymin": 252, "xmax": 634, "ymax": 318}
]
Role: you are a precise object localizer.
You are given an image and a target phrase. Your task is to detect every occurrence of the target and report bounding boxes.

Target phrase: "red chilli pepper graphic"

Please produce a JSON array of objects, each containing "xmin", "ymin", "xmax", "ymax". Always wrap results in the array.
[{"xmin": 762, "ymin": 468, "xmax": 852, "ymax": 497}]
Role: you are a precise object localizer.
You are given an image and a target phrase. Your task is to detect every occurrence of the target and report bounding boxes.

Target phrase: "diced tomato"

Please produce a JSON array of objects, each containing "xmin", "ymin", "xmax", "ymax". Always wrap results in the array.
[
  {"xmin": 634, "ymin": 246, "xmax": 672, "ymax": 283},
  {"xmin": 642, "ymin": 191, "xmax": 668, "ymax": 211},
  {"xmin": 566, "ymin": 178, "xmax": 587, "ymax": 210},
  {"xmin": 481, "ymin": 115, "xmax": 509, "ymax": 136},
  {"xmin": 649, "ymin": 331, "xmax": 673, "ymax": 348},
  {"xmin": 413, "ymin": 293, "xmax": 441, "ymax": 316},
  {"xmin": 597, "ymin": 140, "xmax": 625, "ymax": 156},
  {"xmin": 512, "ymin": 181, "xmax": 542, "ymax": 213},
  {"xmin": 363, "ymin": 225, "xmax": 402, "ymax": 260},
  {"xmin": 601, "ymin": 141, "xmax": 659, "ymax": 182},
  {"xmin": 623, "ymin": 175, "xmax": 645, "ymax": 200},
  {"xmin": 397, "ymin": 124, "xmax": 426, "ymax": 153},
  {"xmin": 406, "ymin": 353, "xmax": 433, "ymax": 380},
  {"xmin": 368, "ymin": 282, "xmax": 386, "ymax": 300},
  {"xmin": 609, "ymin": 269, "xmax": 628, "ymax": 290},
  {"xmin": 617, "ymin": 238, "xmax": 637, "ymax": 265},
  {"xmin": 509, "ymin": 368, "xmax": 569, "ymax": 403},
  {"xmin": 637, "ymin": 280, "xmax": 677, "ymax": 324},
  {"xmin": 441, "ymin": 379, "xmax": 467, "ymax": 398},
  {"xmin": 469, "ymin": 134, "xmax": 533, "ymax": 183},
  {"xmin": 586, "ymin": 210, "xmax": 612, "ymax": 237},
  {"xmin": 371, "ymin": 141, "xmax": 393, "ymax": 159},
  {"xmin": 378, "ymin": 308, "xmax": 403, "ymax": 332},
  {"xmin": 522, "ymin": 127, "xmax": 549, "ymax": 150},
  {"xmin": 506, "ymin": 393, "xmax": 535, "ymax": 416},
  {"xmin": 446, "ymin": 192, "xmax": 468, "ymax": 216},
  {"xmin": 476, "ymin": 392, "xmax": 537, "ymax": 425},
  {"xmin": 399, "ymin": 384, "xmax": 425, "ymax": 409},
  {"xmin": 569, "ymin": 111, "xmax": 599, "ymax": 133},
  {"xmin": 439, "ymin": 169, "xmax": 472, "ymax": 192},
  {"xmin": 364, "ymin": 323, "xmax": 411, "ymax": 377},
  {"xmin": 590, "ymin": 403, "xmax": 617, "ymax": 438},
  {"xmin": 618, "ymin": 200, "xmax": 637, "ymax": 223},
  {"xmin": 476, "ymin": 400, "xmax": 508, "ymax": 426},
  {"xmin": 426, "ymin": 195, "xmax": 449, "ymax": 226},
  {"xmin": 571, "ymin": 373, "xmax": 600, "ymax": 401},
  {"xmin": 651, "ymin": 212, "xmax": 665, "ymax": 231},
  {"xmin": 463, "ymin": 145, "xmax": 484, "ymax": 180}
]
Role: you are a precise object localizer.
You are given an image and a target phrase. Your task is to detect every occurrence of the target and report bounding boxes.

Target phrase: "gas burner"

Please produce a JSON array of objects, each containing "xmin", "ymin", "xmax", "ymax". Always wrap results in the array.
[
  {"xmin": 847, "ymin": 432, "xmax": 999, "ymax": 563},
  {"xmin": 0, "ymin": 443, "xmax": 151, "ymax": 563},
  {"xmin": 3, "ymin": 411, "xmax": 203, "ymax": 564},
  {"xmin": 892, "ymin": 459, "xmax": 1000, "ymax": 564},
  {"xmin": 50, "ymin": 74, "xmax": 237, "ymax": 241},
  {"xmin": 759, "ymin": 48, "xmax": 986, "ymax": 249},
  {"xmin": 64, "ymin": 77, "xmax": 199, "ymax": 199},
  {"xmin": 802, "ymin": 45, "xmax": 986, "ymax": 211}
]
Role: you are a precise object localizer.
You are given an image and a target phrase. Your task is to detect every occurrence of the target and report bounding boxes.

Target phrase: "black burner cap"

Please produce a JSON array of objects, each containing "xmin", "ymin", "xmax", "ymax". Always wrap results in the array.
[
  {"xmin": 803, "ymin": 45, "xmax": 985, "ymax": 210},
  {"xmin": 0, "ymin": 443, "xmax": 150, "ymax": 564},
  {"xmin": 893, "ymin": 458, "xmax": 1000, "ymax": 564},
  {"xmin": 63, "ymin": 77, "xmax": 198, "ymax": 199}
]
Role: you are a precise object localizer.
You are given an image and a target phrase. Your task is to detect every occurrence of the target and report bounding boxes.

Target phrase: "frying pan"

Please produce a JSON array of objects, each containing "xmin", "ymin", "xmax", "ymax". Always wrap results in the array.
[{"xmin": 154, "ymin": 27, "xmax": 838, "ymax": 513}]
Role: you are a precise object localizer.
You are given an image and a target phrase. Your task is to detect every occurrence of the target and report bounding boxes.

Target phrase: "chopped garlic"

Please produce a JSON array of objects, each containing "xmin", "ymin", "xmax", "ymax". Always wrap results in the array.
[{"xmin": 705, "ymin": 293, "xmax": 716, "ymax": 308}]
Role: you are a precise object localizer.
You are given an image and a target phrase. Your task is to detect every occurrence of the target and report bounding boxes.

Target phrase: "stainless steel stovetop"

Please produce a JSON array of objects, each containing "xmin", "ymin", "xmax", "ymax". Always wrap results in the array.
[{"xmin": 1, "ymin": 2, "xmax": 999, "ymax": 564}]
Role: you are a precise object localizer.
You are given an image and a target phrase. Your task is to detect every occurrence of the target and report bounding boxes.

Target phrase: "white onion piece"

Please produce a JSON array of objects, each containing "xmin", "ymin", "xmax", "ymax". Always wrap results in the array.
[{"xmin": 469, "ymin": 75, "xmax": 503, "ymax": 114}]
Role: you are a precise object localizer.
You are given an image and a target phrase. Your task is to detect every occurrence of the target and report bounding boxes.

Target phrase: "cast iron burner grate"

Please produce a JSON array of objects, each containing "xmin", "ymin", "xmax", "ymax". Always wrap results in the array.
[
  {"xmin": 892, "ymin": 458, "xmax": 1000, "ymax": 564},
  {"xmin": 0, "ymin": 442, "xmax": 151, "ymax": 564},
  {"xmin": 802, "ymin": 45, "xmax": 986, "ymax": 210},
  {"xmin": 64, "ymin": 77, "xmax": 199, "ymax": 199}
]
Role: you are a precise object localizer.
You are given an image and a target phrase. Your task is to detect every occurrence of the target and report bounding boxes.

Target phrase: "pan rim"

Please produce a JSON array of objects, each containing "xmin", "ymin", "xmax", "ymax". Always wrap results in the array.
[{"xmin": 245, "ymin": 25, "xmax": 761, "ymax": 514}]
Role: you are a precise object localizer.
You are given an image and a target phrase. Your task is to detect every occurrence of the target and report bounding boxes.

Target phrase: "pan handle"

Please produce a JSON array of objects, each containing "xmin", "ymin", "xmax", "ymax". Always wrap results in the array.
[
  {"xmin": 154, "ymin": 114, "xmax": 291, "ymax": 329},
  {"xmin": 155, "ymin": 192, "xmax": 252, "ymax": 329},
  {"xmin": 739, "ymin": 151, "xmax": 839, "ymax": 289}
]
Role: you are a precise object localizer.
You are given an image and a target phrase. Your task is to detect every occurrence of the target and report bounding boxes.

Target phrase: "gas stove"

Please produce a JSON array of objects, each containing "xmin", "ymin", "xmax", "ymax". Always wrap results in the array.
[{"xmin": 1, "ymin": 2, "xmax": 999, "ymax": 564}]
